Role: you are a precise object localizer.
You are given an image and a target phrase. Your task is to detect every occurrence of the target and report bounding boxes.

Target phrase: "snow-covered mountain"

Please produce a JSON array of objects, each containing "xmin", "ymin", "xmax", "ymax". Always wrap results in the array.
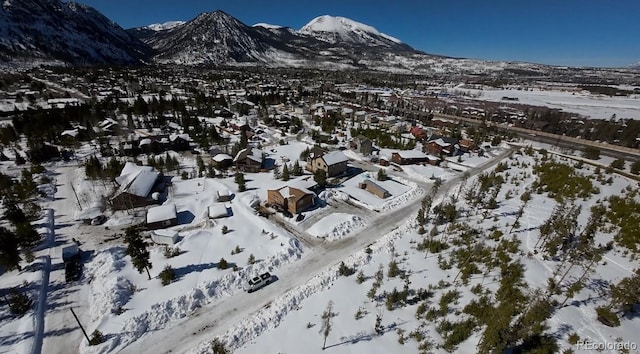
[
  {"xmin": 131, "ymin": 11, "xmax": 423, "ymax": 67},
  {"xmin": 146, "ymin": 21, "xmax": 185, "ymax": 31},
  {"xmin": 299, "ymin": 15, "xmax": 410, "ymax": 51},
  {"xmin": 0, "ymin": 0, "xmax": 151, "ymax": 66},
  {"xmin": 253, "ymin": 23, "xmax": 284, "ymax": 30},
  {"xmin": 142, "ymin": 10, "xmax": 298, "ymax": 65}
]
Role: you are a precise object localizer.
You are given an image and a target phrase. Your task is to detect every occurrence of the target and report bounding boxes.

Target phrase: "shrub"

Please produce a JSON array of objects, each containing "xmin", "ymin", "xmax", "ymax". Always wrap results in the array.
[
  {"xmin": 338, "ymin": 261, "xmax": 354, "ymax": 276},
  {"xmin": 221, "ymin": 225, "xmax": 229, "ymax": 234},
  {"xmin": 181, "ymin": 171, "xmax": 189, "ymax": 180},
  {"xmin": 159, "ymin": 265, "xmax": 177, "ymax": 286},
  {"xmin": 89, "ymin": 329, "xmax": 104, "ymax": 345},
  {"xmin": 247, "ymin": 253, "xmax": 256, "ymax": 265},
  {"xmin": 163, "ymin": 246, "xmax": 181, "ymax": 258},
  {"xmin": 387, "ymin": 260, "xmax": 401, "ymax": 278},
  {"xmin": 211, "ymin": 338, "xmax": 230, "ymax": 354},
  {"xmin": 595, "ymin": 306, "xmax": 620, "ymax": 327},
  {"xmin": 218, "ymin": 258, "xmax": 228, "ymax": 270},
  {"xmin": 8, "ymin": 289, "xmax": 32, "ymax": 316},
  {"xmin": 356, "ymin": 271, "xmax": 366, "ymax": 284},
  {"xmin": 567, "ymin": 332, "xmax": 580, "ymax": 345}
]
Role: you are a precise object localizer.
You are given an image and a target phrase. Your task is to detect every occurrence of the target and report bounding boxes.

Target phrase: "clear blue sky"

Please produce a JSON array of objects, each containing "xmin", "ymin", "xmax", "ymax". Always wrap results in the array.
[{"xmin": 73, "ymin": 0, "xmax": 639, "ymax": 68}]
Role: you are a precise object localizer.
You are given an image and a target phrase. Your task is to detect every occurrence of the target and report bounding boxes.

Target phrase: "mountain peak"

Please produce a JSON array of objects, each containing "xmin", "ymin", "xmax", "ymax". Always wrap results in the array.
[
  {"xmin": 300, "ymin": 15, "xmax": 402, "ymax": 45},
  {"xmin": 146, "ymin": 21, "xmax": 185, "ymax": 31}
]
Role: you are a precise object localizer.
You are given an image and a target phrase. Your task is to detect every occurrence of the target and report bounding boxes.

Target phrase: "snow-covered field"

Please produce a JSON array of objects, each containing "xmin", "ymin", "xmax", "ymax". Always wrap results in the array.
[{"xmin": 466, "ymin": 86, "xmax": 640, "ymax": 120}]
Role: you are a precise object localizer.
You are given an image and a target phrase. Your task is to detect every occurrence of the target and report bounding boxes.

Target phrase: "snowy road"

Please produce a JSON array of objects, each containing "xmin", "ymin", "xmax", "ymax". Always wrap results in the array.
[
  {"xmin": 40, "ymin": 166, "xmax": 92, "ymax": 354},
  {"xmin": 118, "ymin": 148, "xmax": 513, "ymax": 354}
]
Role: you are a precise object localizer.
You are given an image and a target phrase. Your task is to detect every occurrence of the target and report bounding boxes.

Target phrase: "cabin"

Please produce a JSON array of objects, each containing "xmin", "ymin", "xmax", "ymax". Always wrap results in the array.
[
  {"xmin": 212, "ymin": 153, "xmax": 233, "ymax": 169},
  {"xmin": 110, "ymin": 162, "xmax": 162, "ymax": 210},
  {"xmin": 146, "ymin": 203, "xmax": 178, "ymax": 230},
  {"xmin": 233, "ymin": 147, "xmax": 264, "ymax": 172},
  {"xmin": 208, "ymin": 203, "xmax": 230, "ymax": 219},
  {"xmin": 391, "ymin": 150, "xmax": 431, "ymax": 165}
]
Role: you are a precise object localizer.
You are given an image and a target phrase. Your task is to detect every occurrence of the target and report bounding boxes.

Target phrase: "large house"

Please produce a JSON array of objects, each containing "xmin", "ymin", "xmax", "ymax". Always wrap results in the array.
[
  {"xmin": 233, "ymin": 146, "xmax": 264, "ymax": 172},
  {"xmin": 424, "ymin": 136, "xmax": 460, "ymax": 157},
  {"xmin": 267, "ymin": 177, "xmax": 317, "ymax": 214},
  {"xmin": 307, "ymin": 150, "xmax": 349, "ymax": 177},
  {"xmin": 111, "ymin": 162, "xmax": 162, "ymax": 210}
]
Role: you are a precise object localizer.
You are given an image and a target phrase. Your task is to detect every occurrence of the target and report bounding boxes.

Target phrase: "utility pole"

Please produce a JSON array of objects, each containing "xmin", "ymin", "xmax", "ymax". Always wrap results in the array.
[
  {"xmin": 69, "ymin": 182, "xmax": 82, "ymax": 211},
  {"xmin": 69, "ymin": 307, "xmax": 91, "ymax": 343}
]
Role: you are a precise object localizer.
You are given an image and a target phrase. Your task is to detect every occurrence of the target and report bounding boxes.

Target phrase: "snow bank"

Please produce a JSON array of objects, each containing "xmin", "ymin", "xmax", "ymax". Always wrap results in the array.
[
  {"xmin": 306, "ymin": 213, "xmax": 366, "ymax": 241},
  {"xmin": 85, "ymin": 248, "xmax": 133, "ymax": 322}
]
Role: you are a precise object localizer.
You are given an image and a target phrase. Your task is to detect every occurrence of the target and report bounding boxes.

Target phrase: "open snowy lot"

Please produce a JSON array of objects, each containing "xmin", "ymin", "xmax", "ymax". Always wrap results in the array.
[{"xmin": 466, "ymin": 87, "xmax": 640, "ymax": 120}]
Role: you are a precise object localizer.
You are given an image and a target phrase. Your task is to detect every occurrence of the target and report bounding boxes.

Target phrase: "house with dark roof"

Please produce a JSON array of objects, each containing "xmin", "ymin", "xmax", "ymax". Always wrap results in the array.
[
  {"xmin": 306, "ymin": 150, "xmax": 349, "ymax": 177},
  {"xmin": 351, "ymin": 135, "xmax": 373, "ymax": 156},
  {"xmin": 391, "ymin": 150, "xmax": 431, "ymax": 165},
  {"xmin": 233, "ymin": 146, "xmax": 264, "ymax": 172}
]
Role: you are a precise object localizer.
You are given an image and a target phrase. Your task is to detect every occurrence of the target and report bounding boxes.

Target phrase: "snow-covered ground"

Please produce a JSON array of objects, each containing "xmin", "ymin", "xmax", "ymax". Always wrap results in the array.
[
  {"xmin": 465, "ymin": 86, "xmax": 640, "ymax": 120},
  {"xmin": 306, "ymin": 213, "xmax": 365, "ymax": 241}
]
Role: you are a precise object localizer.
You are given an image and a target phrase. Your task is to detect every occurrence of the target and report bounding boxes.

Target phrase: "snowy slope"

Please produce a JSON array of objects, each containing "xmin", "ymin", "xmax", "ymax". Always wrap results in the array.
[
  {"xmin": 300, "ymin": 15, "xmax": 404, "ymax": 47},
  {"xmin": 146, "ymin": 21, "xmax": 185, "ymax": 31},
  {"xmin": 0, "ymin": 0, "xmax": 151, "ymax": 66}
]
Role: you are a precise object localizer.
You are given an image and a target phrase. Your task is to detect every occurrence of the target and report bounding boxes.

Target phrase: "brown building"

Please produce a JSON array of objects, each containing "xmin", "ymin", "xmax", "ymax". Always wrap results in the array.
[
  {"xmin": 391, "ymin": 150, "xmax": 430, "ymax": 165},
  {"xmin": 358, "ymin": 179, "xmax": 390, "ymax": 199},
  {"xmin": 233, "ymin": 147, "xmax": 264, "ymax": 172},
  {"xmin": 267, "ymin": 185, "xmax": 315, "ymax": 214},
  {"xmin": 307, "ymin": 150, "xmax": 349, "ymax": 177}
]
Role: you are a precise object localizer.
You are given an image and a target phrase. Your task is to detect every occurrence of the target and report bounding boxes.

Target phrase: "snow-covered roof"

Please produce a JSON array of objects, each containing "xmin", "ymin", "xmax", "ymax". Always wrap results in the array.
[
  {"xmin": 432, "ymin": 138, "xmax": 451, "ymax": 147},
  {"xmin": 146, "ymin": 203, "xmax": 177, "ymax": 224},
  {"xmin": 139, "ymin": 138, "xmax": 152, "ymax": 147},
  {"xmin": 115, "ymin": 163, "xmax": 159, "ymax": 198},
  {"xmin": 208, "ymin": 204, "xmax": 229, "ymax": 219},
  {"xmin": 169, "ymin": 133, "xmax": 190, "ymax": 142},
  {"xmin": 217, "ymin": 189, "xmax": 231, "ymax": 197},
  {"xmin": 212, "ymin": 153, "xmax": 232, "ymax": 162},
  {"xmin": 61, "ymin": 129, "xmax": 79, "ymax": 137},
  {"xmin": 394, "ymin": 150, "xmax": 428, "ymax": 159},
  {"xmin": 321, "ymin": 151, "xmax": 349, "ymax": 166}
]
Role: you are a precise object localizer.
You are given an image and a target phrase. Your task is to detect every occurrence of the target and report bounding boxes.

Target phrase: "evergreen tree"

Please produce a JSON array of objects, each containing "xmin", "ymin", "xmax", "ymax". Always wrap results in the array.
[
  {"xmin": 0, "ymin": 227, "xmax": 21, "ymax": 271},
  {"xmin": 235, "ymin": 172, "xmax": 246, "ymax": 192},
  {"xmin": 314, "ymin": 169, "xmax": 327, "ymax": 187},
  {"xmin": 282, "ymin": 163, "xmax": 290, "ymax": 181},
  {"xmin": 272, "ymin": 164, "xmax": 281, "ymax": 179},
  {"xmin": 124, "ymin": 227, "xmax": 152, "ymax": 279},
  {"xmin": 292, "ymin": 160, "xmax": 303, "ymax": 176},
  {"xmin": 320, "ymin": 301, "xmax": 337, "ymax": 349}
]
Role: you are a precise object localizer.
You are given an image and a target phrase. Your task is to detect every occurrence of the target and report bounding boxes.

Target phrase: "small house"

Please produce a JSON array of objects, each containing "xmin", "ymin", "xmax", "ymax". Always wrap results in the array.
[
  {"xmin": 358, "ymin": 179, "xmax": 390, "ymax": 199},
  {"xmin": 208, "ymin": 203, "xmax": 230, "ymax": 219},
  {"xmin": 233, "ymin": 146, "xmax": 264, "ymax": 172},
  {"xmin": 212, "ymin": 153, "xmax": 233, "ymax": 169},
  {"xmin": 146, "ymin": 203, "xmax": 178, "ymax": 229},
  {"xmin": 216, "ymin": 189, "xmax": 232, "ymax": 202},
  {"xmin": 151, "ymin": 229, "xmax": 179, "ymax": 245}
]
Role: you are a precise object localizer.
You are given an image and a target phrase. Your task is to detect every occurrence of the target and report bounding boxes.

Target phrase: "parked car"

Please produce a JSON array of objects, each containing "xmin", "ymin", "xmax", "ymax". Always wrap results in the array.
[
  {"xmin": 245, "ymin": 272, "xmax": 272, "ymax": 293},
  {"xmin": 91, "ymin": 215, "xmax": 107, "ymax": 225}
]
